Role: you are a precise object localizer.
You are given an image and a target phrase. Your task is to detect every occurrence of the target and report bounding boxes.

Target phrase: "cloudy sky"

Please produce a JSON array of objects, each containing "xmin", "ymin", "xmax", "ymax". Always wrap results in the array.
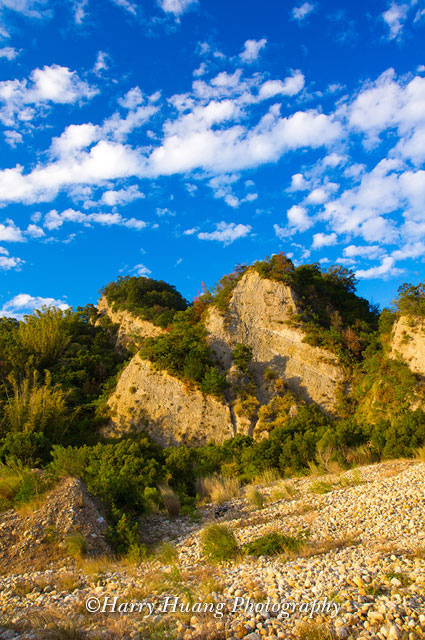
[{"xmin": 0, "ymin": 0, "xmax": 425, "ymax": 316}]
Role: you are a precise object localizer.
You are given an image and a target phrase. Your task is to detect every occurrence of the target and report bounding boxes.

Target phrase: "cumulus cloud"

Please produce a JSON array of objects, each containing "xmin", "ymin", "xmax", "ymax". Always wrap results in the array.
[
  {"xmin": 312, "ymin": 232, "xmax": 338, "ymax": 249},
  {"xmin": 0, "ymin": 219, "xmax": 25, "ymax": 242},
  {"xmin": 292, "ymin": 2, "xmax": 315, "ymax": 21},
  {"xmin": 198, "ymin": 221, "xmax": 252, "ymax": 245},
  {"xmin": 0, "ymin": 64, "xmax": 97, "ymax": 128},
  {"xmin": 239, "ymin": 38, "xmax": 267, "ymax": 63},
  {"xmin": 100, "ymin": 185, "xmax": 144, "ymax": 207},
  {"xmin": 355, "ymin": 256, "xmax": 404, "ymax": 279},
  {"xmin": 0, "ymin": 246, "xmax": 24, "ymax": 270},
  {"xmin": 0, "ymin": 293, "xmax": 69, "ymax": 319},
  {"xmin": 287, "ymin": 204, "xmax": 313, "ymax": 232},
  {"xmin": 259, "ymin": 71, "xmax": 305, "ymax": 99}
]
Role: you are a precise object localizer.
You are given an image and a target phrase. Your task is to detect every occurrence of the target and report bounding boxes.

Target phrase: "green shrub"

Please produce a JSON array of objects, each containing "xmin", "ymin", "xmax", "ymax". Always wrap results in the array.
[
  {"xmin": 101, "ymin": 275, "xmax": 187, "ymax": 327},
  {"xmin": 232, "ymin": 343, "xmax": 253, "ymax": 374},
  {"xmin": 242, "ymin": 530, "xmax": 308, "ymax": 557},
  {"xmin": 64, "ymin": 531, "xmax": 88, "ymax": 558},
  {"xmin": 200, "ymin": 523, "xmax": 238, "ymax": 562}
]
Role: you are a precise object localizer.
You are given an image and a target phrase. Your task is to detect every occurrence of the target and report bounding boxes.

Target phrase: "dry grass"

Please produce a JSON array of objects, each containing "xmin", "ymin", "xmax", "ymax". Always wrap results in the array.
[
  {"xmin": 253, "ymin": 468, "xmax": 280, "ymax": 485},
  {"xmin": 196, "ymin": 475, "xmax": 241, "ymax": 505},
  {"xmin": 417, "ymin": 445, "xmax": 425, "ymax": 462},
  {"xmin": 270, "ymin": 481, "xmax": 298, "ymax": 502},
  {"xmin": 295, "ymin": 622, "xmax": 338, "ymax": 640},
  {"xmin": 298, "ymin": 535, "xmax": 360, "ymax": 559},
  {"xmin": 158, "ymin": 484, "xmax": 181, "ymax": 517},
  {"xmin": 245, "ymin": 486, "xmax": 264, "ymax": 509}
]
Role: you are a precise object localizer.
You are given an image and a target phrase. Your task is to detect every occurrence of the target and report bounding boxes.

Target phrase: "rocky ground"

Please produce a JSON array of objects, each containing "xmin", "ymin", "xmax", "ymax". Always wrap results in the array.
[{"xmin": 0, "ymin": 460, "xmax": 424, "ymax": 640}]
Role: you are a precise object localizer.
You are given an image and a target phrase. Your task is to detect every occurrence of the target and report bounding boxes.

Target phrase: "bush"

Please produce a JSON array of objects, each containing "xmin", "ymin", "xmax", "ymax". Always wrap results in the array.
[
  {"xmin": 101, "ymin": 275, "xmax": 187, "ymax": 327},
  {"xmin": 200, "ymin": 523, "xmax": 238, "ymax": 562},
  {"xmin": 232, "ymin": 343, "xmax": 253, "ymax": 374},
  {"xmin": 242, "ymin": 530, "xmax": 308, "ymax": 557},
  {"xmin": 0, "ymin": 461, "xmax": 53, "ymax": 512}
]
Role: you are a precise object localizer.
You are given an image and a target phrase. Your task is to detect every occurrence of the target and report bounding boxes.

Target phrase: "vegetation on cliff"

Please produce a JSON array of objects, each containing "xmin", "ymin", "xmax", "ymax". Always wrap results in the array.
[
  {"xmin": 1, "ymin": 263, "xmax": 425, "ymax": 556},
  {"xmin": 101, "ymin": 275, "xmax": 188, "ymax": 328}
]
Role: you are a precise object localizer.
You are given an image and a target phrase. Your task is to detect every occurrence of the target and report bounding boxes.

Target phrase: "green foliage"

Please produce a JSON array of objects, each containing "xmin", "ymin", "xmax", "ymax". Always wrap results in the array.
[
  {"xmin": 140, "ymin": 309, "xmax": 226, "ymax": 396},
  {"xmin": 242, "ymin": 530, "xmax": 308, "ymax": 557},
  {"xmin": 0, "ymin": 305, "xmax": 124, "ymax": 462},
  {"xmin": 254, "ymin": 254, "xmax": 379, "ymax": 366},
  {"xmin": 209, "ymin": 265, "xmax": 248, "ymax": 313},
  {"xmin": 101, "ymin": 275, "xmax": 187, "ymax": 327},
  {"xmin": 396, "ymin": 281, "xmax": 425, "ymax": 318},
  {"xmin": 232, "ymin": 343, "xmax": 253, "ymax": 374},
  {"xmin": 200, "ymin": 523, "xmax": 238, "ymax": 562},
  {"xmin": 0, "ymin": 460, "xmax": 53, "ymax": 512},
  {"xmin": 64, "ymin": 531, "xmax": 88, "ymax": 558}
]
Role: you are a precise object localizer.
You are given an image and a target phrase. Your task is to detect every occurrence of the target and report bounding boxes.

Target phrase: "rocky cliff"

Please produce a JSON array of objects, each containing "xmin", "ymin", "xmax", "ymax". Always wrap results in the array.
[
  {"xmin": 390, "ymin": 315, "xmax": 425, "ymax": 378},
  {"xmin": 97, "ymin": 295, "xmax": 163, "ymax": 347},
  {"xmin": 205, "ymin": 270, "xmax": 345, "ymax": 413},
  {"xmin": 105, "ymin": 355, "xmax": 235, "ymax": 446}
]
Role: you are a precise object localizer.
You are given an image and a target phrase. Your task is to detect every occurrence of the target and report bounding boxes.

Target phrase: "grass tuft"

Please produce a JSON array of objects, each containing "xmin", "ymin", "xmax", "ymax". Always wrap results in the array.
[{"xmin": 200, "ymin": 523, "xmax": 238, "ymax": 563}]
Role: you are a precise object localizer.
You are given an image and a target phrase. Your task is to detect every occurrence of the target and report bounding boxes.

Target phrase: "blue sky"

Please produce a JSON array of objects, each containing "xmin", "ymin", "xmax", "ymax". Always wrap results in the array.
[{"xmin": 0, "ymin": 0, "xmax": 425, "ymax": 317}]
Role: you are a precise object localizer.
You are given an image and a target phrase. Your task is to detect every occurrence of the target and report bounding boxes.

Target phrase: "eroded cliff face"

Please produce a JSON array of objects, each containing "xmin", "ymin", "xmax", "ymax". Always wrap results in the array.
[
  {"xmin": 205, "ymin": 270, "xmax": 344, "ymax": 413},
  {"xmin": 390, "ymin": 316, "xmax": 425, "ymax": 378},
  {"xmin": 105, "ymin": 355, "xmax": 235, "ymax": 446},
  {"xmin": 97, "ymin": 296, "xmax": 163, "ymax": 348}
]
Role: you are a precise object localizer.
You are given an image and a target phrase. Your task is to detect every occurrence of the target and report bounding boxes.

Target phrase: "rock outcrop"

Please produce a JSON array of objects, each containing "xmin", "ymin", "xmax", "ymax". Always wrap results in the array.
[
  {"xmin": 205, "ymin": 270, "xmax": 344, "ymax": 413},
  {"xmin": 105, "ymin": 355, "xmax": 235, "ymax": 446},
  {"xmin": 0, "ymin": 477, "xmax": 110, "ymax": 572},
  {"xmin": 390, "ymin": 315, "xmax": 425, "ymax": 377},
  {"xmin": 97, "ymin": 295, "xmax": 163, "ymax": 348}
]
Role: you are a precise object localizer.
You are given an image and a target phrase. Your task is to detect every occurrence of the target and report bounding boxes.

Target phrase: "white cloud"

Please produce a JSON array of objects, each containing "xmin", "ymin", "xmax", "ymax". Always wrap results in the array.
[
  {"xmin": 0, "ymin": 245, "xmax": 24, "ymax": 270},
  {"xmin": 259, "ymin": 72, "xmax": 305, "ymax": 99},
  {"xmin": 100, "ymin": 185, "xmax": 144, "ymax": 207},
  {"xmin": 131, "ymin": 263, "xmax": 151, "ymax": 276},
  {"xmin": 43, "ymin": 208, "xmax": 146, "ymax": 231},
  {"xmin": 110, "ymin": 0, "xmax": 137, "ymax": 15},
  {"xmin": 93, "ymin": 51, "xmax": 109, "ymax": 75},
  {"xmin": 183, "ymin": 227, "xmax": 198, "ymax": 235},
  {"xmin": 239, "ymin": 38, "xmax": 267, "ymax": 63},
  {"xmin": 287, "ymin": 204, "xmax": 312, "ymax": 232},
  {"xmin": 355, "ymin": 256, "xmax": 403, "ymax": 279},
  {"xmin": 382, "ymin": 2, "xmax": 409, "ymax": 39},
  {"xmin": 0, "ymin": 219, "xmax": 25, "ymax": 241},
  {"xmin": 198, "ymin": 221, "xmax": 252, "ymax": 245},
  {"xmin": 312, "ymin": 232, "xmax": 338, "ymax": 249},
  {"xmin": 4, "ymin": 129, "xmax": 22, "ymax": 146},
  {"xmin": 73, "ymin": 0, "xmax": 88, "ymax": 23},
  {"xmin": 25, "ymin": 223, "xmax": 45, "ymax": 237},
  {"xmin": 157, "ymin": 0, "xmax": 198, "ymax": 17},
  {"xmin": 292, "ymin": 2, "xmax": 315, "ymax": 21},
  {"xmin": 0, "ymin": 46, "xmax": 19, "ymax": 59},
  {"xmin": 0, "ymin": 0, "xmax": 49, "ymax": 19},
  {"xmin": 0, "ymin": 64, "xmax": 97, "ymax": 128},
  {"xmin": 343, "ymin": 244, "xmax": 384, "ymax": 260},
  {"xmin": 0, "ymin": 293, "xmax": 69, "ymax": 319}
]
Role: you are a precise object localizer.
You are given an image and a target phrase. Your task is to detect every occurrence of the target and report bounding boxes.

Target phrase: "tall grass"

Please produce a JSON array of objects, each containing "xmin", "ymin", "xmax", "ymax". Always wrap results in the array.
[
  {"xmin": 196, "ymin": 475, "xmax": 240, "ymax": 504},
  {"xmin": 158, "ymin": 484, "xmax": 180, "ymax": 517}
]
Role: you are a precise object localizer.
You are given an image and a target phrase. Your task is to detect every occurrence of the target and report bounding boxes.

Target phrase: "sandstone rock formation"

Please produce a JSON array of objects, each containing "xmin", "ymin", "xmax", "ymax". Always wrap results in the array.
[
  {"xmin": 97, "ymin": 295, "xmax": 163, "ymax": 348},
  {"xmin": 205, "ymin": 270, "xmax": 344, "ymax": 413},
  {"xmin": 390, "ymin": 315, "xmax": 425, "ymax": 377},
  {"xmin": 105, "ymin": 355, "xmax": 235, "ymax": 446}
]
